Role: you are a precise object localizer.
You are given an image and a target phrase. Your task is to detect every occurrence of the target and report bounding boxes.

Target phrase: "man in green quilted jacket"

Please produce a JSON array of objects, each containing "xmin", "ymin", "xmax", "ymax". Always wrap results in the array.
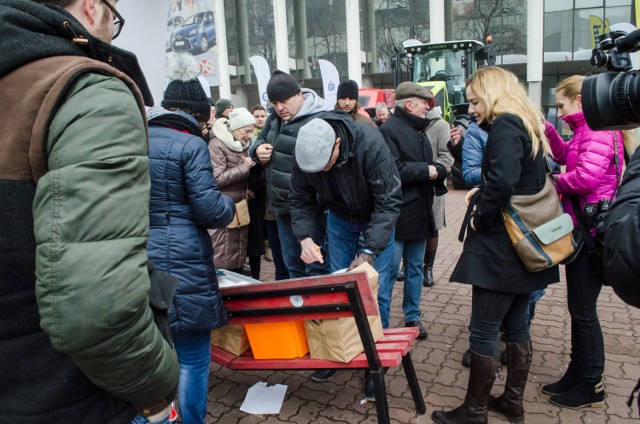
[{"xmin": 0, "ymin": 1, "xmax": 179, "ymax": 423}]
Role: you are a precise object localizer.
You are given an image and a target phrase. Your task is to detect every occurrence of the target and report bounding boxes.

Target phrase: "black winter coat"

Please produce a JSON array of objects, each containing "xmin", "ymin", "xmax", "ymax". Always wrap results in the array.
[
  {"xmin": 604, "ymin": 146, "xmax": 640, "ymax": 308},
  {"xmin": 289, "ymin": 111, "xmax": 402, "ymax": 255},
  {"xmin": 451, "ymin": 114, "xmax": 559, "ymax": 293},
  {"xmin": 379, "ymin": 106, "xmax": 447, "ymax": 240},
  {"xmin": 249, "ymin": 90, "xmax": 326, "ymax": 215}
]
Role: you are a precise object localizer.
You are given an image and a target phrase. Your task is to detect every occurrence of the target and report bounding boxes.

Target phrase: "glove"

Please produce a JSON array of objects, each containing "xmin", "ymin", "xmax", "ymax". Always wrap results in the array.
[
  {"xmin": 147, "ymin": 262, "xmax": 179, "ymax": 347},
  {"xmin": 348, "ymin": 252, "xmax": 374, "ymax": 271}
]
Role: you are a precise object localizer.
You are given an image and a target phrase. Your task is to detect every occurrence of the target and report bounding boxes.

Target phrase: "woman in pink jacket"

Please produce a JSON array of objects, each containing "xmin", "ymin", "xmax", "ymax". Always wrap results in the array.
[{"xmin": 543, "ymin": 75, "xmax": 624, "ymax": 410}]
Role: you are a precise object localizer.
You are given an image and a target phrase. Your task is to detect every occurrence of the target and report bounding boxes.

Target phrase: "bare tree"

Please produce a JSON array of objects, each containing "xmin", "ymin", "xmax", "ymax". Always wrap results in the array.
[
  {"xmin": 453, "ymin": 0, "xmax": 526, "ymax": 55},
  {"xmin": 248, "ymin": 0, "xmax": 277, "ymax": 70},
  {"xmin": 374, "ymin": 0, "xmax": 429, "ymax": 71},
  {"xmin": 307, "ymin": 1, "xmax": 348, "ymax": 74}
]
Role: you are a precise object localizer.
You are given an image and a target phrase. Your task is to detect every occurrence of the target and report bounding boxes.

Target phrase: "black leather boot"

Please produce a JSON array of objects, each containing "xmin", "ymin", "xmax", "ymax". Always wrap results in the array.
[
  {"xmin": 431, "ymin": 351, "xmax": 500, "ymax": 424},
  {"xmin": 423, "ymin": 250, "xmax": 436, "ymax": 288},
  {"xmin": 488, "ymin": 340, "xmax": 532, "ymax": 423}
]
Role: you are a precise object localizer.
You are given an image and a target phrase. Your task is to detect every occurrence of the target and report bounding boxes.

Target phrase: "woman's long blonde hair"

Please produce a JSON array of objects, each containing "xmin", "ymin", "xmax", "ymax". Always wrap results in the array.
[
  {"xmin": 556, "ymin": 74, "xmax": 640, "ymax": 157},
  {"xmin": 466, "ymin": 67, "xmax": 551, "ymax": 158}
]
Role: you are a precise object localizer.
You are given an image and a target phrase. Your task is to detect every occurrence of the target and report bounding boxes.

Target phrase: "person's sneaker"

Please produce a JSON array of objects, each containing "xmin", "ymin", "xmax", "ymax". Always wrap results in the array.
[
  {"xmin": 397, "ymin": 264, "xmax": 405, "ymax": 281},
  {"xmin": 264, "ymin": 247, "xmax": 273, "ymax": 262},
  {"xmin": 405, "ymin": 320, "xmax": 427, "ymax": 340},
  {"xmin": 239, "ymin": 265, "xmax": 252, "ymax": 276},
  {"xmin": 549, "ymin": 379, "xmax": 605, "ymax": 409},
  {"xmin": 461, "ymin": 349, "xmax": 471, "ymax": 368},
  {"xmin": 364, "ymin": 371, "xmax": 376, "ymax": 401},
  {"xmin": 310, "ymin": 369, "xmax": 339, "ymax": 382}
]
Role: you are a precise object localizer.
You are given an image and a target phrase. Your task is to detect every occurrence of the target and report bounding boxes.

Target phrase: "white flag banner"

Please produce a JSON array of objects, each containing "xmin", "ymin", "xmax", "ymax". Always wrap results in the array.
[
  {"xmin": 318, "ymin": 59, "xmax": 339, "ymax": 111},
  {"xmin": 249, "ymin": 56, "xmax": 272, "ymax": 108}
]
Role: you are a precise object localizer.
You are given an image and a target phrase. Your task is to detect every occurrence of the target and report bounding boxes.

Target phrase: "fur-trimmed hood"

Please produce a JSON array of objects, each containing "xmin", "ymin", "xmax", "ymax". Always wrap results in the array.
[{"xmin": 211, "ymin": 118, "xmax": 249, "ymax": 152}]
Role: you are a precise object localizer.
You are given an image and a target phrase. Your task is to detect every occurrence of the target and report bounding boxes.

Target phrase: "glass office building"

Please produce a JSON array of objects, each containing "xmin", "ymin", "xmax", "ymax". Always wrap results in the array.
[{"xmin": 216, "ymin": 0, "xmax": 635, "ymax": 111}]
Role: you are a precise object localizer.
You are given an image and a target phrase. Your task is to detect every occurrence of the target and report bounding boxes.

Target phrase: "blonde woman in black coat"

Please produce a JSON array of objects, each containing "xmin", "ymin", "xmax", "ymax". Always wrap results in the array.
[{"xmin": 432, "ymin": 67, "xmax": 560, "ymax": 424}]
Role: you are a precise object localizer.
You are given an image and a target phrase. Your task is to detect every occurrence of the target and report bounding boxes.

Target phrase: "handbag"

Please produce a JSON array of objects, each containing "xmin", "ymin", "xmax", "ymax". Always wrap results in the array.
[
  {"xmin": 561, "ymin": 228, "xmax": 584, "ymax": 265},
  {"xmin": 227, "ymin": 199, "xmax": 250, "ymax": 229},
  {"xmin": 502, "ymin": 176, "xmax": 576, "ymax": 272}
]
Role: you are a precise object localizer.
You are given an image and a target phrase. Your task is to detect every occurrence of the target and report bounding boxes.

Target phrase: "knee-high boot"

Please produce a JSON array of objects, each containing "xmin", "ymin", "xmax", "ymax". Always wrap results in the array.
[
  {"xmin": 431, "ymin": 351, "xmax": 500, "ymax": 424},
  {"xmin": 423, "ymin": 237, "xmax": 438, "ymax": 287},
  {"xmin": 487, "ymin": 340, "xmax": 532, "ymax": 423}
]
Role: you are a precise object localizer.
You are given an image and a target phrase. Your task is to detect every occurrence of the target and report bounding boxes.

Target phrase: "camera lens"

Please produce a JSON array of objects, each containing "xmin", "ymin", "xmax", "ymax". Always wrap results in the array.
[
  {"xmin": 590, "ymin": 49, "xmax": 610, "ymax": 68},
  {"xmin": 582, "ymin": 71, "xmax": 640, "ymax": 130}
]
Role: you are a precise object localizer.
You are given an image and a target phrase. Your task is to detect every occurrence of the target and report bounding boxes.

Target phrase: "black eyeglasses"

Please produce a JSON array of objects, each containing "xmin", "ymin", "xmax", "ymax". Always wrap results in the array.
[{"xmin": 101, "ymin": 0, "xmax": 125, "ymax": 40}]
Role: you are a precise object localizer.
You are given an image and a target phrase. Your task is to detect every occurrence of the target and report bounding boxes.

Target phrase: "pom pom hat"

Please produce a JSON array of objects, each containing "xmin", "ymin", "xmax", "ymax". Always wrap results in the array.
[{"xmin": 162, "ymin": 52, "xmax": 211, "ymax": 120}]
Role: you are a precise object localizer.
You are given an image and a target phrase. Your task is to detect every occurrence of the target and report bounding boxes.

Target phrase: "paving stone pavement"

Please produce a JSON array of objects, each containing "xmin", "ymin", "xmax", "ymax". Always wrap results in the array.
[{"xmin": 206, "ymin": 188, "xmax": 640, "ymax": 423}]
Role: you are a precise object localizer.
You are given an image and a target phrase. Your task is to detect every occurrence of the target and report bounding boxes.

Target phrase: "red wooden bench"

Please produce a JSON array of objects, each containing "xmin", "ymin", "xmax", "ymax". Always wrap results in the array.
[{"xmin": 210, "ymin": 271, "xmax": 426, "ymax": 424}]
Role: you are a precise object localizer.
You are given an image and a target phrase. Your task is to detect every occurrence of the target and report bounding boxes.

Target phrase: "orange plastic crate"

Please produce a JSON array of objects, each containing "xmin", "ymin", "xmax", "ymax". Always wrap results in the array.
[{"xmin": 244, "ymin": 321, "xmax": 309, "ymax": 359}]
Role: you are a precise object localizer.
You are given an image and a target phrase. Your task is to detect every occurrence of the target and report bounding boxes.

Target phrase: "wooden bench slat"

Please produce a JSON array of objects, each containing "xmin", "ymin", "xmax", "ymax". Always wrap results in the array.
[
  {"xmin": 382, "ymin": 327, "xmax": 420, "ymax": 337},
  {"xmin": 211, "ymin": 340, "xmax": 410, "ymax": 368},
  {"xmin": 217, "ymin": 351, "xmax": 403, "ymax": 370}
]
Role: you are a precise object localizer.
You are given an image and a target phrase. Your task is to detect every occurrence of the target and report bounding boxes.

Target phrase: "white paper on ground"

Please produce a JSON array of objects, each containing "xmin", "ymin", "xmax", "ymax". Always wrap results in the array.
[
  {"xmin": 239, "ymin": 381, "xmax": 288, "ymax": 415},
  {"xmin": 332, "ymin": 268, "xmax": 348, "ymax": 274}
]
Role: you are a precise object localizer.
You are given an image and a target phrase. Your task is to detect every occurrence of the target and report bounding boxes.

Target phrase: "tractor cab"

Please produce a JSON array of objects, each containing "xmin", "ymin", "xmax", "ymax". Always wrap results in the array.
[{"xmin": 402, "ymin": 40, "xmax": 488, "ymax": 124}]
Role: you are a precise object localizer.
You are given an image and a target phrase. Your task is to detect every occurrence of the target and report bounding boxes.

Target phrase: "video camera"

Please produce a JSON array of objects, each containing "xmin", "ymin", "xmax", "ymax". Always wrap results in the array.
[{"xmin": 582, "ymin": 28, "xmax": 640, "ymax": 130}]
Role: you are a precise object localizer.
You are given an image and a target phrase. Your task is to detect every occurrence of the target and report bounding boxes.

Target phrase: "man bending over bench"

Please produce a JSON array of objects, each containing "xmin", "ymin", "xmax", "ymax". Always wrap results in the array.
[{"xmin": 289, "ymin": 111, "xmax": 402, "ymax": 399}]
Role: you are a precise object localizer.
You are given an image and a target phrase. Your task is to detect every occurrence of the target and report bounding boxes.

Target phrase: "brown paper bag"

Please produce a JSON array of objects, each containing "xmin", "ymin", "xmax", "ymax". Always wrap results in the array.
[
  {"xmin": 211, "ymin": 324, "xmax": 250, "ymax": 356},
  {"xmin": 305, "ymin": 262, "xmax": 384, "ymax": 363}
]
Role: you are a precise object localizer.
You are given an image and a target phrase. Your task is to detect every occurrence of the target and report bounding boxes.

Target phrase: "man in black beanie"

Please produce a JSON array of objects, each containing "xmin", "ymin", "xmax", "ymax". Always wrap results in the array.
[
  {"xmin": 250, "ymin": 73, "xmax": 332, "ymax": 382},
  {"xmin": 335, "ymin": 79, "xmax": 376, "ymax": 128},
  {"xmin": 215, "ymin": 98, "xmax": 233, "ymax": 119}
]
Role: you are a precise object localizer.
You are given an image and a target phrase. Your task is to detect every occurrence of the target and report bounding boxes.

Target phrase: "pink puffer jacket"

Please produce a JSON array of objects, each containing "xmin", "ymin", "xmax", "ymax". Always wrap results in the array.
[{"xmin": 545, "ymin": 111, "xmax": 624, "ymax": 225}]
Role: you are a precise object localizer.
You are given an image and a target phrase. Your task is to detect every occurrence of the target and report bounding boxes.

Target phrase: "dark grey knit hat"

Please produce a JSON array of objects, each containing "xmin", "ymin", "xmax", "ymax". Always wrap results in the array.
[
  {"xmin": 215, "ymin": 98, "xmax": 233, "ymax": 118},
  {"xmin": 337, "ymin": 79, "xmax": 359, "ymax": 100},
  {"xmin": 266, "ymin": 70, "xmax": 301, "ymax": 102},
  {"xmin": 162, "ymin": 53, "xmax": 211, "ymax": 120}
]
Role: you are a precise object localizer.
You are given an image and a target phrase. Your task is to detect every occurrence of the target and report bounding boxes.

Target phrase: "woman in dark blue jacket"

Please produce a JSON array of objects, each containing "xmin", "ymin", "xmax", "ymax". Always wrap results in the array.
[{"xmin": 145, "ymin": 53, "xmax": 234, "ymax": 424}]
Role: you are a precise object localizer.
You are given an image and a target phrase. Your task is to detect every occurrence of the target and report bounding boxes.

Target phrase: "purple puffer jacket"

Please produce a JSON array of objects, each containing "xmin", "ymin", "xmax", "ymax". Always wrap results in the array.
[{"xmin": 545, "ymin": 111, "xmax": 624, "ymax": 226}]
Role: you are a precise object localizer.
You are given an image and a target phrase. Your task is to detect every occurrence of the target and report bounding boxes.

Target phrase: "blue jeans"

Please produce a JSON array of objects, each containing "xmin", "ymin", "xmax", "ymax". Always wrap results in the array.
[
  {"xmin": 526, "ymin": 289, "xmax": 545, "ymax": 325},
  {"xmin": 130, "ymin": 410, "xmax": 171, "ymax": 424},
  {"xmin": 266, "ymin": 219, "xmax": 289, "ymax": 280},
  {"xmin": 470, "ymin": 285, "xmax": 530, "ymax": 357},
  {"xmin": 382, "ymin": 238, "xmax": 427, "ymax": 328},
  {"xmin": 172, "ymin": 330, "xmax": 211, "ymax": 424},
  {"xmin": 276, "ymin": 212, "xmax": 329, "ymax": 278},
  {"xmin": 326, "ymin": 210, "xmax": 394, "ymax": 279}
]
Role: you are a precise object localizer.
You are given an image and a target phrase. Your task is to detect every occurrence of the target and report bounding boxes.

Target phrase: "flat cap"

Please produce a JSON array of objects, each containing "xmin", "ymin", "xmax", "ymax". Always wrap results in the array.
[
  {"xmin": 395, "ymin": 82, "xmax": 434, "ymax": 101},
  {"xmin": 295, "ymin": 119, "xmax": 336, "ymax": 173}
]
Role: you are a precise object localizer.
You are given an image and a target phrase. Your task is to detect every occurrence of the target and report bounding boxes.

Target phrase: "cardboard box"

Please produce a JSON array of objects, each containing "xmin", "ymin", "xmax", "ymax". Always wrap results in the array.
[
  {"xmin": 211, "ymin": 325, "xmax": 250, "ymax": 356},
  {"xmin": 244, "ymin": 320, "xmax": 309, "ymax": 359},
  {"xmin": 305, "ymin": 262, "xmax": 384, "ymax": 363}
]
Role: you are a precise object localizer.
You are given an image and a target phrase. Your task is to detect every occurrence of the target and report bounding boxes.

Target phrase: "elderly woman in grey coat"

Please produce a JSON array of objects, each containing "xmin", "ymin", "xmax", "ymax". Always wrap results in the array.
[{"xmin": 424, "ymin": 104, "xmax": 454, "ymax": 287}]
